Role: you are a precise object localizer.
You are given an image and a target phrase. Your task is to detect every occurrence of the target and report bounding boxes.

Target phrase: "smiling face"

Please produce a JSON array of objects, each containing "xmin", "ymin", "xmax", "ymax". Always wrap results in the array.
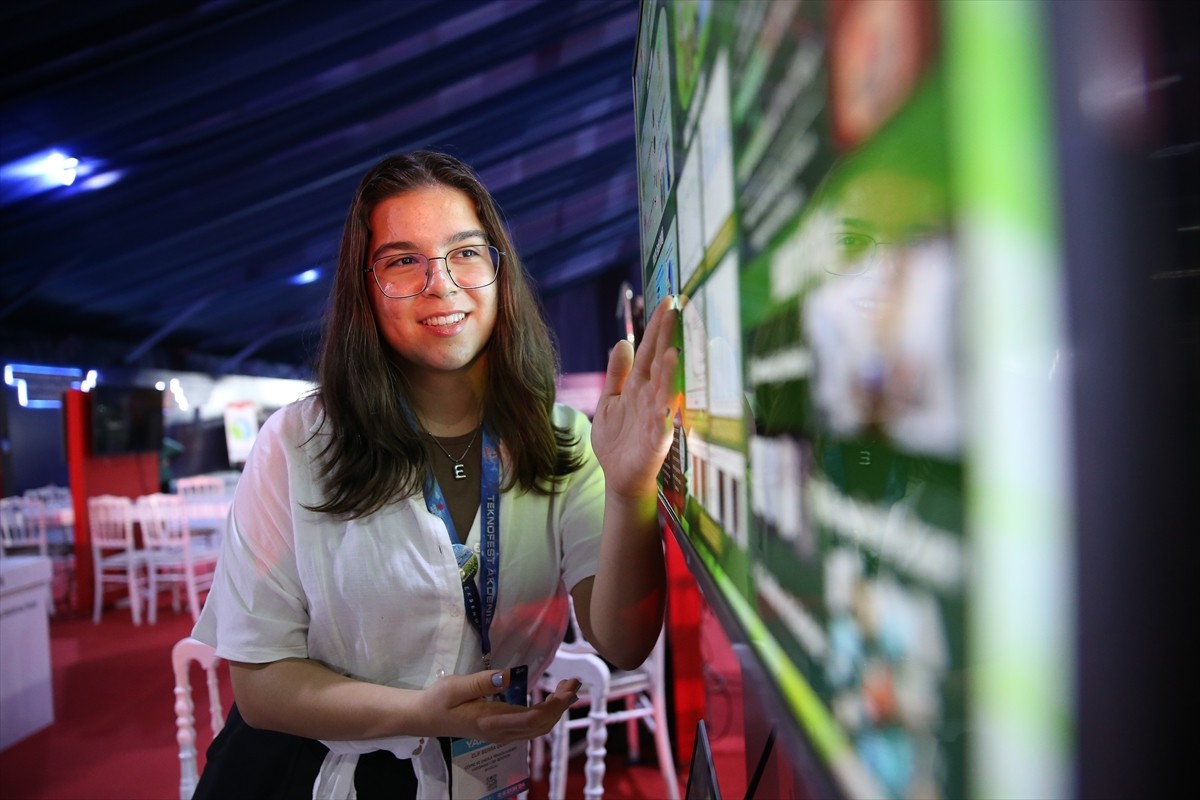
[{"xmin": 367, "ymin": 184, "xmax": 499, "ymax": 380}]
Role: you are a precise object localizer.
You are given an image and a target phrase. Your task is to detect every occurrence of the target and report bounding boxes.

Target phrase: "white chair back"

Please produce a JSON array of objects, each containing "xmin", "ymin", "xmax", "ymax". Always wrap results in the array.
[
  {"xmin": 1, "ymin": 496, "xmax": 48, "ymax": 556},
  {"xmin": 25, "ymin": 484, "xmax": 74, "ymax": 542},
  {"xmin": 24, "ymin": 484, "xmax": 72, "ymax": 512},
  {"xmin": 174, "ymin": 475, "xmax": 230, "ymax": 545},
  {"xmin": 137, "ymin": 492, "xmax": 191, "ymax": 549},
  {"xmin": 175, "ymin": 476, "xmax": 225, "ymax": 501},
  {"xmin": 172, "ymin": 636, "xmax": 227, "ymax": 800},
  {"xmin": 89, "ymin": 495, "xmax": 136, "ymax": 551}
]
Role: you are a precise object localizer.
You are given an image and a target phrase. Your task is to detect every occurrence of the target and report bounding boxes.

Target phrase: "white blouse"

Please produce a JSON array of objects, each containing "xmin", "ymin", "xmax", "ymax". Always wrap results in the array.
[{"xmin": 192, "ymin": 396, "xmax": 605, "ymax": 797}]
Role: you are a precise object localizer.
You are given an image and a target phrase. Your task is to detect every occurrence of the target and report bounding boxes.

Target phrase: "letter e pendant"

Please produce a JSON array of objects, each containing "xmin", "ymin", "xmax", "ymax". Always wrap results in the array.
[{"xmin": 453, "ymin": 462, "xmax": 467, "ymax": 480}]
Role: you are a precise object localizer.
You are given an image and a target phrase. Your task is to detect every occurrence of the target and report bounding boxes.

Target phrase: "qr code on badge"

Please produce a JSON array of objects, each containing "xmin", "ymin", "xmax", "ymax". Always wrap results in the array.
[{"xmin": 485, "ymin": 773, "xmax": 499, "ymax": 791}]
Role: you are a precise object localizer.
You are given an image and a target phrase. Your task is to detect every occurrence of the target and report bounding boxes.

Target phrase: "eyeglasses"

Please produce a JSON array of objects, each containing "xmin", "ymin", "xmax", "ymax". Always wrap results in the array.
[
  {"xmin": 365, "ymin": 244, "xmax": 503, "ymax": 298},
  {"xmin": 827, "ymin": 232, "xmax": 936, "ymax": 276}
]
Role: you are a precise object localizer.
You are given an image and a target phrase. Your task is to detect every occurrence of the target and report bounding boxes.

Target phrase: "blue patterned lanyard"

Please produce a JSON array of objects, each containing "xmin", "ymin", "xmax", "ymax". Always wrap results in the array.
[{"xmin": 421, "ymin": 423, "xmax": 501, "ymax": 668}]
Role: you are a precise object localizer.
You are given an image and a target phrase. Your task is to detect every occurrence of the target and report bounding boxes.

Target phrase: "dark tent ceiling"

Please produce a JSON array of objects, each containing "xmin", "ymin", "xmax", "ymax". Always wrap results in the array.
[{"xmin": 0, "ymin": 0, "xmax": 645, "ymax": 378}]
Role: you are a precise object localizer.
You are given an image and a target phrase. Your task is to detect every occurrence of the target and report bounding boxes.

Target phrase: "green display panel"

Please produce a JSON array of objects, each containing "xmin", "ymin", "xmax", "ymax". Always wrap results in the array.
[{"xmin": 634, "ymin": 2, "xmax": 1072, "ymax": 798}]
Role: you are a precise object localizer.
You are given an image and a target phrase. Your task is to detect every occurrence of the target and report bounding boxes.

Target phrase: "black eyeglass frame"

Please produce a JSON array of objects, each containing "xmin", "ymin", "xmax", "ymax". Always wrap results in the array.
[
  {"xmin": 826, "ymin": 231, "xmax": 940, "ymax": 276},
  {"xmin": 364, "ymin": 244, "xmax": 504, "ymax": 299}
]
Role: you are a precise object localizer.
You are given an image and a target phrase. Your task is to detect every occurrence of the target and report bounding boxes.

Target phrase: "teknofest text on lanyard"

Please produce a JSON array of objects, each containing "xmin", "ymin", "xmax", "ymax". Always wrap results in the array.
[{"xmin": 421, "ymin": 424, "xmax": 501, "ymax": 670}]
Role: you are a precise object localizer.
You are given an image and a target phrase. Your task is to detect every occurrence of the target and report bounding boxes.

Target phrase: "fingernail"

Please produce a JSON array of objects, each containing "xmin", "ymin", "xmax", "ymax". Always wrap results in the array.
[{"xmin": 491, "ymin": 671, "xmax": 505, "ymax": 688}]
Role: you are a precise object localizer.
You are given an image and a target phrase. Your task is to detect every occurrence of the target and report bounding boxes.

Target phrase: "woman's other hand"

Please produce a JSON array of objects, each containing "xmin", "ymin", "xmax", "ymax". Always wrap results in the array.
[
  {"xmin": 231, "ymin": 660, "xmax": 579, "ymax": 744},
  {"xmin": 419, "ymin": 670, "xmax": 581, "ymax": 745}
]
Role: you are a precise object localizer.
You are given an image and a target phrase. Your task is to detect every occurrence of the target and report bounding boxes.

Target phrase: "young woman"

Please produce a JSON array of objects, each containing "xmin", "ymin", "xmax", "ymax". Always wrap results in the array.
[{"xmin": 191, "ymin": 150, "xmax": 681, "ymax": 798}]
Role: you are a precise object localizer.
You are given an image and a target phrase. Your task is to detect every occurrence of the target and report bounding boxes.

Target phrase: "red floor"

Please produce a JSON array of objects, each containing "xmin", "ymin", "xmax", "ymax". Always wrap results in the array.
[{"xmin": 0, "ymin": 603, "xmax": 687, "ymax": 799}]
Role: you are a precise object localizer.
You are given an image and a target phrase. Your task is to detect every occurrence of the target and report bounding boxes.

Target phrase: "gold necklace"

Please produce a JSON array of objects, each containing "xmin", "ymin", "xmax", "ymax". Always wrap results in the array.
[{"xmin": 426, "ymin": 424, "xmax": 481, "ymax": 481}]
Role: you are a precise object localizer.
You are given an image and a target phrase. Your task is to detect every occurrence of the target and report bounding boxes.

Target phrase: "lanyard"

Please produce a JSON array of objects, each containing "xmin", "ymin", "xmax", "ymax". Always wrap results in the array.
[{"xmin": 421, "ymin": 423, "xmax": 501, "ymax": 667}]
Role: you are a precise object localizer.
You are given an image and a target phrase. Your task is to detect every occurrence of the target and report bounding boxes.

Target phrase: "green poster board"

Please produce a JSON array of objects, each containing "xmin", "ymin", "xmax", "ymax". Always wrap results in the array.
[{"xmin": 634, "ymin": 2, "xmax": 1072, "ymax": 798}]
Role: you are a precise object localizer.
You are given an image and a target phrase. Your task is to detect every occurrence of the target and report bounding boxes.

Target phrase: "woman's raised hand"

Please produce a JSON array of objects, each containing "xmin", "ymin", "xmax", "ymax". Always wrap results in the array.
[{"xmin": 590, "ymin": 296, "xmax": 681, "ymax": 499}]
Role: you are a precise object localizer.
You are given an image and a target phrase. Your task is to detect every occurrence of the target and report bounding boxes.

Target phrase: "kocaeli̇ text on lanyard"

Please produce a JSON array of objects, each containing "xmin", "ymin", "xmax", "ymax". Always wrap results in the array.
[{"xmin": 421, "ymin": 423, "xmax": 501, "ymax": 669}]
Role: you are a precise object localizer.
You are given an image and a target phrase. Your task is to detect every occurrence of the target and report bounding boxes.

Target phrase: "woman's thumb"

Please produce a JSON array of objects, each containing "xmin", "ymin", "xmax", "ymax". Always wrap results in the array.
[{"xmin": 464, "ymin": 668, "xmax": 506, "ymax": 699}]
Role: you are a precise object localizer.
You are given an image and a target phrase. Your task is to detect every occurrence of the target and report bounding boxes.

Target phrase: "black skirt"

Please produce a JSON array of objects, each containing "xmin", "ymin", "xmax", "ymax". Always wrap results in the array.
[{"xmin": 194, "ymin": 704, "xmax": 450, "ymax": 799}]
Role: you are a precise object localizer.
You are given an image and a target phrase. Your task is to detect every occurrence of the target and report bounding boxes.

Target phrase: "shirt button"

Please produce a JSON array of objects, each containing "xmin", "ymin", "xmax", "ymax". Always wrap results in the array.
[{"xmin": 448, "ymin": 604, "xmax": 462, "ymax": 618}]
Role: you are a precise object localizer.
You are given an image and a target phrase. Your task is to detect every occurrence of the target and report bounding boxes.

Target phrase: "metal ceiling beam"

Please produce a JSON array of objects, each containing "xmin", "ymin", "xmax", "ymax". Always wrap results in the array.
[
  {"xmin": 122, "ymin": 293, "xmax": 218, "ymax": 364},
  {"xmin": 218, "ymin": 319, "xmax": 321, "ymax": 373}
]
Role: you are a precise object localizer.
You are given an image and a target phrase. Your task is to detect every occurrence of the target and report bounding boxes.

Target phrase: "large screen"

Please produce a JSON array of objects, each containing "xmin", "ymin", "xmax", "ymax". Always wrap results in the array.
[
  {"xmin": 634, "ymin": 2, "xmax": 1077, "ymax": 798},
  {"xmin": 91, "ymin": 385, "xmax": 165, "ymax": 456}
]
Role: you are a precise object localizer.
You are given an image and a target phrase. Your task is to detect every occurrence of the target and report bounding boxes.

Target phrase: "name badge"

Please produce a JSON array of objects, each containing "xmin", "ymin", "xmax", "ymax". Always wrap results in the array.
[{"xmin": 450, "ymin": 665, "xmax": 530, "ymax": 800}]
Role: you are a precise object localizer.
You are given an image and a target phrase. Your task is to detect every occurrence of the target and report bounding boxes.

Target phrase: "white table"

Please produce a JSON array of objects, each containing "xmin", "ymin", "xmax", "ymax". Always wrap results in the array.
[{"xmin": 0, "ymin": 555, "xmax": 54, "ymax": 750}]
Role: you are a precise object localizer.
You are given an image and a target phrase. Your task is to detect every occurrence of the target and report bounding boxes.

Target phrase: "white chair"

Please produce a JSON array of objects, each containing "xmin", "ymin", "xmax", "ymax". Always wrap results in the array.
[
  {"xmin": 2, "ymin": 495, "xmax": 48, "ymax": 556},
  {"xmin": 172, "ymin": 636, "xmax": 227, "ymax": 800},
  {"xmin": 2, "ymin": 495, "xmax": 60, "ymax": 614},
  {"xmin": 136, "ymin": 493, "xmax": 219, "ymax": 624},
  {"xmin": 174, "ymin": 475, "xmax": 230, "ymax": 546},
  {"xmin": 533, "ymin": 599, "xmax": 680, "ymax": 800},
  {"xmin": 24, "ymin": 484, "xmax": 76, "ymax": 553},
  {"xmin": 89, "ymin": 494, "xmax": 150, "ymax": 624},
  {"xmin": 24, "ymin": 487, "xmax": 77, "ymax": 607}
]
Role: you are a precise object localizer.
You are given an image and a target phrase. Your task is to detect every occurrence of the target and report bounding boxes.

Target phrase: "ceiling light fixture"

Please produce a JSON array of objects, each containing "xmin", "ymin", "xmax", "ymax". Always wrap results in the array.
[
  {"xmin": 3, "ymin": 363, "xmax": 85, "ymax": 409},
  {"xmin": 1, "ymin": 149, "xmax": 105, "ymax": 201},
  {"xmin": 45, "ymin": 151, "xmax": 79, "ymax": 186}
]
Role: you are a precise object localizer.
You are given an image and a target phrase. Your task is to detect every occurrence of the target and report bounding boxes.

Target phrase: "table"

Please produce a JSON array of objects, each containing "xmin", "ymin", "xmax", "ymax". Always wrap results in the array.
[{"xmin": 0, "ymin": 555, "xmax": 54, "ymax": 750}]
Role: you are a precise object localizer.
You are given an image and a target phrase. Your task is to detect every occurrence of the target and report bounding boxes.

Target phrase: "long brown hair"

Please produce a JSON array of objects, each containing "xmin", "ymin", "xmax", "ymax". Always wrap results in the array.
[{"xmin": 308, "ymin": 151, "xmax": 582, "ymax": 518}]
